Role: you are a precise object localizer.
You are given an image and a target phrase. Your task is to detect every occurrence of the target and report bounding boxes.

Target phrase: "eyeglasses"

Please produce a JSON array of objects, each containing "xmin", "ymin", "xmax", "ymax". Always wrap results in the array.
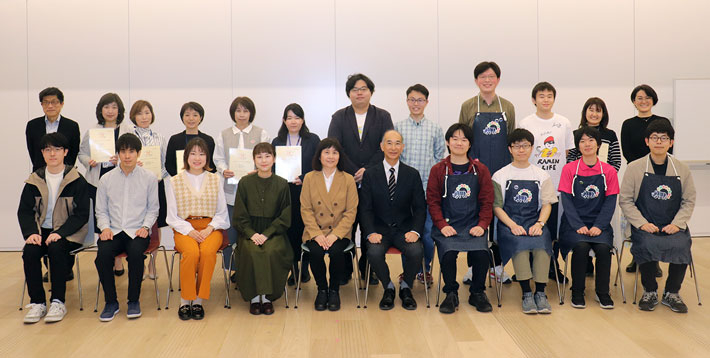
[
  {"xmin": 41, "ymin": 100, "xmax": 61, "ymax": 107},
  {"xmin": 407, "ymin": 98, "xmax": 426, "ymax": 104},
  {"xmin": 510, "ymin": 144, "xmax": 532, "ymax": 150},
  {"xmin": 649, "ymin": 135, "xmax": 670, "ymax": 143},
  {"xmin": 350, "ymin": 86, "xmax": 370, "ymax": 93}
]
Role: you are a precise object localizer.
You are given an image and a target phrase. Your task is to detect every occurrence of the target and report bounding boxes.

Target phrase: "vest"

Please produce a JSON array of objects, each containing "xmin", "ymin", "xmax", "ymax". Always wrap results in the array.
[
  {"xmin": 221, "ymin": 125, "xmax": 264, "ymax": 193},
  {"xmin": 170, "ymin": 171, "xmax": 220, "ymax": 219}
]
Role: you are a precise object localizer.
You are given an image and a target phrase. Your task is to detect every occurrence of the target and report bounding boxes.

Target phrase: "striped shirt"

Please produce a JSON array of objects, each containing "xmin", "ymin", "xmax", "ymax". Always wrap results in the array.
[
  {"xmin": 128, "ymin": 125, "xmax": 170, "ymax": 179},
  {"xmin": 394, "ymin": 116, "xmax": 446, "ymax": 189},
  {"xmin": 566, "ymin": 126, "xmax": 621, "ymax": 172}
]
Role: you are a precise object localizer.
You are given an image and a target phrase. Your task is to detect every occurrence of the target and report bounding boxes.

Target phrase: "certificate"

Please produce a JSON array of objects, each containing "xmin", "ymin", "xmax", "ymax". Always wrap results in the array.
[
  {"xmin": 175, "ymin": 150, "xmax": 185, "ymax": 173},
  {"xmin": 275, "ymin": 146, "xmax": 301, "ymax": 182},
  {"xmin": 228, "ymin": 148, "xmax": 254, "ymax": 185},
  {"xmin": 141, "ymin": 145, "xmax": 162, "ymax": 179},
  {"xmin": 89, "ymin": 128, "xmax": 115, "ymax": 162},
  {"xmin": 599, "ymin": 143, "xmax": 609, "ymax": 164}
]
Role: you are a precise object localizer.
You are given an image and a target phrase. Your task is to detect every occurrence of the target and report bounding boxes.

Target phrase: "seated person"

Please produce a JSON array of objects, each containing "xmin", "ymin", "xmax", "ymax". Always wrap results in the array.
[
  {"xmin": 559, "ymin": 126, "xmax": 619, "ymax": 309},
  {"xmin": 619, "ymin": 120, "xmax": 696, "ymax": 313},
  {"xmin": 94, "ymin": 133, "xmax": 159, "ymax": 321},
  {"xmin": 166, "ymin": 137, "xmax": 230, "ymax": 320},
  {"xmin": 233, "ymin": 143, "xmax": 292, "ymax": 316},
  {"xmin": 18, "ymin": 133, "xmax": 90, "ymax": 323},
  {"xmin": 493, "ymin": 129, "xmax": 556, "ymax": 314},
  {"xmin": 360, "ymin": 130, "xmax": 425, "ymax": 310},
  {"xmin": 427, "ymin": 124, "xmax": 494, "ymax": 314}
]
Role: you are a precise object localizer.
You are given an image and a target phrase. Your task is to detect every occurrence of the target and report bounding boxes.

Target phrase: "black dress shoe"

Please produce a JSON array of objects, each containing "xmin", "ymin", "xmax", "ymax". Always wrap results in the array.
[
  {"xmin": 178, "ymin": 304, "xmax": 192, "ymax": 320},
  {"xmin": 327, "ymin": 289, "xmax": 341, "ymax": 311},
  {"xmin": 439, "ymin": 292, "xmax": 459, "ymax": 314},
  {"xmin": 469, "ymin": 292, "xmax": 493, "ymax": 312},
  {"xmin": 379, "ymin": 288, "xmax": 396, "ymax": 310},
  {"xmin": 250, "ymin": 302, "xmax": 262, "ymax": 315},
  {"xmin": 626, "ymin": 259, "xmax": 637, "ymax": 273},
  {"xmin": 399, "ymin": 287, "xmax": 417, "ymax": 310},
  {"xmin": 191, "ymin": 304, "xmax": 205, "ymax": 320},
  {"xmin": 262, "ymin": 302, "xmax": 274, "ymax": 315},
  {"xmin": 314, "ymin": 289, "xmax": 328, "ymax": 311},
  {"xmin": 369, "ymin": 272, "xmax": 379, "ymax": 286}
]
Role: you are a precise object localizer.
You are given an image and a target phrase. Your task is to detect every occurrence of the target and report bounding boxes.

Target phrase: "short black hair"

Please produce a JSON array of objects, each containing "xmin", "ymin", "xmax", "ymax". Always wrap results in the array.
[
  {"xmin": 229, "ymin": 96, "xmax": 256, "ymax": 123},
  {"xmin": 116, "ymin": 133, "xmax": 142, "ymax": 153},
  {"xmin": 531, "ymin": 81, "xmax": 556, "ymax": 99},
  {"xmin": 180, "ymin": 101, "xmax": 205, "ymax": 124},
  {"xmin": 95, "ymin": 93, "xmax": 125, "ymax": 125},
  {"xmin": 580, "ymin": 97, "xmax": 609, "ymax": 129},
  {"xmin": 345, "ymin": 73, "xmax": 375, "ymax": 96},
  {"xmin": 507, "ymin": 128, "xmax": 534, "ymax": 147},
  {"xmin": 312, "ymin": 138, "xmax": 347, "ymax": 172},
  {"xmin": 277, "ymin": 103, "xmax": 311, "ymax": 140},
  {"xmin": 645, "ymin": 119, "xmax": 675, "ymax": 140},
  {"xmin": 444, "ymin": 123, "xmax": 475, "ymax": 153},
  {"xmin": 631, "ymin": 84, "xmax": 659, "ymax": 105},
  {"xmin": 574, "ymin": 126, "xmax": 602, "ymax": 150},
  {"xmin": 39, "ymin": 87, "xmax": 64, "ymax": 103},
  {"xmin": 474, "ymin": 61, "xmax": 501, "ymax": 79},
  {"xmin": 406, "ymin": 84, "xmax": 429, "ymax": 99},
  {"xmin": 39, "ymin": 132, "xmax": 69, "ymax": 150}
]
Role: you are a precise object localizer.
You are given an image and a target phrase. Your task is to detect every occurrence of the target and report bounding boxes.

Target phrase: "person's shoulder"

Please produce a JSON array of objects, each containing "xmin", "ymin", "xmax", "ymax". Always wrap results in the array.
[
  {"xmin": 371, "ymin": 104, "xmax": 391, "ymax": 116},
  {"xmin": 198, "ymin": 131, "xmax": 215, "ymax": 141},
  {"xmin": 599, "ymin": 161, "xmax": 618, "ymax": 175},
  {"xmin": 498, "ymin": 96, "xmax": 514, "ymax": 107},
  {"xmin": 627, "ymin": 156, "xmax": 646, "ymax": 171},
  {"xmin": 273, "ymin": 174, "xmax": 289, "ymax": 186},
  {"xmin": 332, "ymin": 106, "xmax": 350, "ymax": 119},
  {"xmin": 460, "ymin": 96, "xmax": 477, "ymax": 108},
  {"xmin": 533, "ymin": 165, "xmax": 552, "ymax": 181},
  {"xmin": 26, "ymin": 116, "xmax": 44, "ymax": 130},
  {"xmin": 553, "ymin": 113, "xmax": 572, "ymax": 125},
  {"xmin": 338, "ymin": 170, "xmax": 356, "ymax": 183},
  {"xmin": 518, "ymin": 113, "xmax": 536, "ymax": 126}
]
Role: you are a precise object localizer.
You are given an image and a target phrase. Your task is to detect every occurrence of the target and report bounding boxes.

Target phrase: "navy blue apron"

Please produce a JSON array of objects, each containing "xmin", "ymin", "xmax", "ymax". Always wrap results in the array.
[
  {"xmin": 496, "ymin": 179, "xmax": 552, "ymax": 264},
  {"xmin": 432, "ymin": 163, "xmax": 488, "ymax": 257},
  {"xmin": 470, "ymin": 95, "xmax": 510, "ymax": 175},
  {"xmin": 559, "ymin": 160, "xmax": 614, "ymax": 256},
  {"xmin": 630, "ymin": 156, "xmax": 691, "ymax": 265}
]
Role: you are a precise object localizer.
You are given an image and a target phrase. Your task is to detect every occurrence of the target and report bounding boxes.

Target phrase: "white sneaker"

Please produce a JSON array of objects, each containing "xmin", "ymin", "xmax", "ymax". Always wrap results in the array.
[
  {"xmin": 45, "ymin": 300, "xmax": 67, "ymax": 323},
  {"xmin": 462, "ymin": 267, "xmax": 473, "ymax": 284},
  {"xmin": 489, "ymin": 266, "xmax": 512, "ymax": 284},
  {"xmin": 23, "ymin": 303, "xmax": 47, "ymax": 323}
]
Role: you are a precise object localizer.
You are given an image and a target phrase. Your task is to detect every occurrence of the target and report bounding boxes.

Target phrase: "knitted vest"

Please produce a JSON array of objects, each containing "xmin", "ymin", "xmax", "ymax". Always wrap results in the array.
[
  {"xmin": 170, "ymin": 171, "xmax": 220, "ymax": 218},
  {"xmin": 221, "ymin": 126, "xmax": 263, "ymax": 193}
]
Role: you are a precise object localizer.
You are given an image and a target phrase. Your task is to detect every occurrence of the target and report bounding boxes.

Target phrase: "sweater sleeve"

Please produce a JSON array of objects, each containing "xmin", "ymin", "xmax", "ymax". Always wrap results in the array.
[
  {"xmin": 426, "ymin": 164, "xmax": 447, "ymax": 230},
  {"xmin": 17, "ymin": 184, "xmax": 40, "ymax": 239},
  {"xmin": 592, "ymin": 194, "xmax": 617, "ymax": 229},
  {"xmin": 232, "ymin": 179, "xmax": 257, "ymax": 239},
  {"xmin": 476, "ymin": 162, "xmax": 494, "ymax": 229}
]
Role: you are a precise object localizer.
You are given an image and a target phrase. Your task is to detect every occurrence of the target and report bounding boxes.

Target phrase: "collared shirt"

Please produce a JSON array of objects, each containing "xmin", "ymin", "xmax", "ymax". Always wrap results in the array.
[
  {"xmin": 383, "ymin": 159, "xmax": 400, "ymax": 183},
  {"xmin": 95, "ymin": 165, "xmax": 159, "ymax": 238},
  {"xmin": 323, "ymin": 170, "xmax": 335, "ymax": 192},
  {"xmin": 213, "ymin": 123, "xmax": 271, "ymax": 173},
  {"xmin": 45, "ymin": 115, "xmax": 62, "ymax": 134},
  {"xmin": 458, "ymin": 94, "xmax": 516, "ymax": 132},
  {"xmin": 394, "ymin": 115, "xmax": 446, "ymax": 190}
]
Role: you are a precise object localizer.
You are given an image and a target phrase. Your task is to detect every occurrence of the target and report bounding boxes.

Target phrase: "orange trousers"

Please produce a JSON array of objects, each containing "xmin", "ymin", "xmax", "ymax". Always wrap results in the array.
[{"xmin": 173, "ymin": 218, "xmax": 223, "ymax": 300}]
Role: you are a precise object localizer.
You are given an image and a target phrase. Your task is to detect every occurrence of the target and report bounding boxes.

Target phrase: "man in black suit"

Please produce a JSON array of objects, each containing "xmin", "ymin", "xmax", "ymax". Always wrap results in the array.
[
  {"xmin": 360, "ymin": 130, "xmax": 426, "ymax": 310},
  {"xmin": 328, "ymin": 73, "xmax": 394, "ymax": 284},
  {"xmin": 26, "ymin": 87, "xmax": 81, "ymax": 172}
]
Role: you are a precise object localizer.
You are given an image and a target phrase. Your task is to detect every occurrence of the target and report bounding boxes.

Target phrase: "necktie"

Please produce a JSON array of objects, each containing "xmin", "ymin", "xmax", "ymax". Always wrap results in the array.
[{"xmin": 388, "ymin": 167, "xmax": 396, "ymax": 201}]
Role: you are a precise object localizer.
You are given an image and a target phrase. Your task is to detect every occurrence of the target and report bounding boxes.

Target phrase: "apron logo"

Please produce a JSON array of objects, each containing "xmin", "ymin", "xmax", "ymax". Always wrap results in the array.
[
  {"xmin": 452, "ymin": 184, "xmax": 471, "ymax": 199},
  {"xmin": 482, "ymin": 120, "xmax": 501, "ymax": 135},
  {"xmin": 651, "ymin": 184, "xmax": 672, "ymax": 200},
  {"xmin": 581, "ymin": 185, "xmax": 600, "ymax": 199},
  {"xmin": 514, "ymin": 188, "xmax": 533, "ymax": 203},
  {"xmin": 513, "ymin": 184, "xmax": 519, "ymax": 190}
]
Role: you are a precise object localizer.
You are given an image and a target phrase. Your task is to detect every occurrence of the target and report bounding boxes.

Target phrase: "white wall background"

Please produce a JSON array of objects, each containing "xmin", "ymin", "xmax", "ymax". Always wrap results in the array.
[{"xmin": 2, "ymin": 0, "xmax": 710, "ymax": 250}]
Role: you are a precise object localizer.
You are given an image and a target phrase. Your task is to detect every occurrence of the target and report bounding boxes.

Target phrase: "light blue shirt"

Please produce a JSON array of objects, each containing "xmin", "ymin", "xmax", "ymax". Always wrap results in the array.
[
  {"xmin": 96, "ymin": 165, "xmax": 159, "ymax": 238},
  {"xmin": 45, "ymin": 115, "xmax": 61, "ymax": 133},
  {"xmin": 394, "ymin": 116, "xmax": 446, "ymax": 190}
]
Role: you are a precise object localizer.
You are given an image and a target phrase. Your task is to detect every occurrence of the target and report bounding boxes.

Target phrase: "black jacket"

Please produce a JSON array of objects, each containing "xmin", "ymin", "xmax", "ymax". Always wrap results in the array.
[
  {"xmin": 271, "ymin": 131, "xmax": 321, "ymax": 182},
  {"xmin": 327, "ymin": 105, "xmax": 393, "ymax": 175},
  {"xmin": 25, "ymin": 116, "xmax": 81, "ymax": 172},
  {"xmin": 165, "ymin": 130, "xmax": 217, "ymax": 176}
]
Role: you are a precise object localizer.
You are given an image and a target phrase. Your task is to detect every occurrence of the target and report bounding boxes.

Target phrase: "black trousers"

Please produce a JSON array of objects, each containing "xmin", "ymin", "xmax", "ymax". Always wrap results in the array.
[
  {"xmin": 489, "ymin": 222, "xmax": 502, "ymax": 266},
  {"xmin": 287, "ymin": 185, "xmax": 308, "ymax": 269},
  {"xmin": 307, "ymin": 238, "xmax": 351, "ymax": 291},
  {"xmin": 440, "ymin": 250, "xmax": 489, "ymax": 294},
  {"xmin": 570, "ymin": 242, "xmax": 612, "ymax": 294},
  {"xmin": 639, "ymin": 261, "xmax": 687, "ymax": 293},
  {"xmin": 23, "ymin": 228, "xmax": 81, "ymax": 304},
  {"xmin": 95, "ymin": 231, "xmax": 149, "ymax": 303},
  {"xmin": 366, "ymin": 234, "xmax": 423, "ymax": 288}
]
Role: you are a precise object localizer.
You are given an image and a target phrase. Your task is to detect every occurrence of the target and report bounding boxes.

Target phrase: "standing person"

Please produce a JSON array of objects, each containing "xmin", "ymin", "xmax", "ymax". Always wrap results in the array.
[
  {"xmin": 233, "ymin": 143, "xmax": 292, "ymax": 315},
  {"xmin": 271, "ymin": 103, "xmax": 320, "ymax": 286},
  {"xmin": 300, "ymin": 138, "xmax": 359, "ymax": 311},
  {"xmin": 166, "ymin": 138, "xmax": 230, "ymax": 320},
  {"xmin": 619, "ymin": 120, "xmax": 695, "ymax": 313},
  {"xmin": 566, "ymin": 97, "xmax": 621, "ymax": 171},
  {"xmin": 427, "ymin": 124, "xmax": 494, "ymax": 314},
  {"xmin": 395, "ymin": 84, "xmax": 445, "ymax": 285},
  {"xmin": 519, "ymin": 82, "xmax": 575, "ymax": 281},
  {"xmin": 94, "ymin": 133, "xmax": 159, "ymax": 321},
  {"xmin": 459, "ymin": 61, "xmax": 515, "ymax": 284},
  {"xmin": 493, "ymin": 129, "xmax": 556, "ymax": 314},
  {"xmin": 214, "ymin": 96, "xmax": 270, "ymax": 278},
  {"xmin": 328, "ymin": 73, "xmax": 393, "ymax": 285},
  {"xmin": 26, "ymin": 87, "xmax": 81, "ymax": 172},
  {"xmin": 18, "ymin": 133, "xmax": 90, "ymax": 323},
  {"xmin": 359, "ymin": 130, "xmax": 426, "ymax": 311},
  {"xmin": 165, "ymin": 102, "xmax": 217, "ymax": 176},
  {"xmin": 620, "ymin": 85, "xmax": 672, "ymax": 274},
  {"xmin": 558, "ymin": 127, "xmax": 619, "ymax": 309}
]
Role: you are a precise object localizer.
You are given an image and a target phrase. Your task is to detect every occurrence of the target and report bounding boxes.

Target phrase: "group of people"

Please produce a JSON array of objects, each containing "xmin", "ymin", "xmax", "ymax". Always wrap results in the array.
[{"xmin": 19, "ymin": 61, "xmax": 696, "ymax": 325}]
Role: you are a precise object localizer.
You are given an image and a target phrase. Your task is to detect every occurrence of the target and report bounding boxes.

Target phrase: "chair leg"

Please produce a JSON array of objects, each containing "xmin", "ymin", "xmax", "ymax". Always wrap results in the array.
[
  {"xmin": 562, "ymin": 252, "xmax": 570, "ymax": 304},
  {"xmin": 422, "ymin": 257, "xmax": 430, "ymax": 308},
  {"xmin": 632, "ymin": 265, "xmax": 639, "ymax": 304},
  {"xmin": 166, "ymin": 251, "xmax": 177, "ymax": 309},
  {"xmin": 76, "ymin": 254, "xmax": 84, "ymax": 311},
  {"xmin": 351, "ymin": 251, "xmax": 361, "ymax": 308},
  {"xmin": 551, "ymin": 254, "xmax": 562, "ymax": 305},
  {"xmin": 487, "ymin": 249, "xmax": 501, "ymax": 308},
  {"xmin": 295, "ymin": 250, "xmax": 305, "ymax": 309},
  {"xmin": 151, "ymin": 252, "xmax": 161, "ymax": 310},
  {"xmin": 19, "ymin": 279, "xmax": 26, "ymax": 310},
  {"xmin": 284, "ymin": 284, "xmax": 289, "ymax": 308},
  {"xmin": 436, "ymin": 269, "xmax": 443, "ymax": 307},
  {"xmin": 178, "ymin": 253, "xmax": 182, "ymax": 291},
  {"xmin": 161, "ymin": 245, "xmax": 171, "ymax": 290},
  {"xmin": 364, "ymin": 261, "xmax": 371, "ymax": 308},
  {"xmin": 612, "ymin": 247, "xmax": 626, "ymax": 303},
  {"xmin": 690, "ymin": 256, "xmax": 702, "ymax": 305},
  {"xmin": 218, "ymin": 251, "xmax": 231, "ymax": 309},
  {"xmin": 354, "ymin": 246, "xmax": 363, "ymax": 289},
  {"xmin": 94, "ymin": 279, "xmax": 101, "ymax": 312}
]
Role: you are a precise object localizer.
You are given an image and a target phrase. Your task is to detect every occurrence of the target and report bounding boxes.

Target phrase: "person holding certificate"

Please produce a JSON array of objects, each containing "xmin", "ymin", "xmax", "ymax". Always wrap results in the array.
[
  {"xmin": 213, "ymin": 96, "xmax": 270, "ymax": 278},
  {"xmin": 271, "ymin": 103, "xmax": 320, "ymax": 286},
  {"xmin": 165, "ymin": 102, "xmax": 217, "ymax": 176}
]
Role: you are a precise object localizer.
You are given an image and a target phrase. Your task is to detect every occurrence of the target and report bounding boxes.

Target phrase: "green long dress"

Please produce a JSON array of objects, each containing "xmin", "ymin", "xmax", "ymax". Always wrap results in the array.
[{"xmin": 233, "ymin": 173, "xmax": 293, "ymax": 301}]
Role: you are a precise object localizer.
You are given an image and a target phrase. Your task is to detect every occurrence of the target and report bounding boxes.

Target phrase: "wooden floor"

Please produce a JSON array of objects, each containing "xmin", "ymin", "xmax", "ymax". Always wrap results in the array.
[{"xmin": 1, "ymin": 240, "xmax": 709, "ymax": 358}]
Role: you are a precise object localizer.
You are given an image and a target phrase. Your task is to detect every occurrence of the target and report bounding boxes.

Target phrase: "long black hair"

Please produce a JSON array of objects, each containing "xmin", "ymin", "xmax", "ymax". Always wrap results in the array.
[{"xmin": 277, "ymin": 103, "xmax": 311, "ymax": 140}]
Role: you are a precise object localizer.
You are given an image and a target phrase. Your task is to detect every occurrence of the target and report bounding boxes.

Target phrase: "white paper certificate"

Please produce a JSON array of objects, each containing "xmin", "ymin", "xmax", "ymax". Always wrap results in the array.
[
  {"xmin": 599, "ymin": 143, "xmax": 609, "ymax": 163},
  {"xmin": 141, "ymin": 145, "xmax": 162, "ymax": 179},
  {"xmin": 228, "ymin": 148, "xmax": 254, "ymax": 185},
  {"xmin": 89, "ymin": 128, "xmax": 115, "ymax": 162},
  {"xmin": 175, "ymin": 150, "xmax": 185, "ymax": 173},
  {"xmin": 275, "ymin": 146, "xmax": 301, "ymax": 182}
]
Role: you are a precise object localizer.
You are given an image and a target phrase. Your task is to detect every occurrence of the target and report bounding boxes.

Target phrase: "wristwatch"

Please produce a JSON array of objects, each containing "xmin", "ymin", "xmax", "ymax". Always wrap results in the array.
[{"xmin": 536, "ymin": 221, "xmax": 545, "ymax": 227}]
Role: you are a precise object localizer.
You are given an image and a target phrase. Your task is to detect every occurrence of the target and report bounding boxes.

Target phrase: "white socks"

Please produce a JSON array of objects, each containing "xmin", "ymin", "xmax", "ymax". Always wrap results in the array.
[
  {"xmin": 181, "ymin": 298, "xmax": 204, "ymax": 306},
  {"xmin": 180, "ymin": 298, "xmax": 190, "ymax": 306},
  {"xmin": 251, "ymin": 296, "xmax": 260, "ymax": 303},
  {"xmin": 261, "ymin": 295, "xmax": 271, "ymax": 303},
  {"xmin": 193, "ymin": 298, "xmax": 203, "ymax": 305}
]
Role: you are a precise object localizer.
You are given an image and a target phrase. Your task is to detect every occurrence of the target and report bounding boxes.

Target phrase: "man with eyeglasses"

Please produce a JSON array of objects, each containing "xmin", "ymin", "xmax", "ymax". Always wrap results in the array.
[
  {"xmin": 26, "ymin": 87, "xmax": 81, "ymax": 173},
  {"xmin": 459, "ymin": 61, "xmax": 516, "ymax": 285},
  {"xmin": 619, "ymin": 120, "xmax": 695, "ymax": 313},
  {"xmin": 328, "ymin": 73, "xmax": 394, "ymax": 285}
]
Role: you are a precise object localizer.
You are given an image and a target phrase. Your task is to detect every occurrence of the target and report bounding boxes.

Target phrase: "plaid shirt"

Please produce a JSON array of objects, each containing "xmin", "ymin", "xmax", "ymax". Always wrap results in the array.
[{"xmin": 395, "ymin": 116, "xmax": 446, "ymax": 189}]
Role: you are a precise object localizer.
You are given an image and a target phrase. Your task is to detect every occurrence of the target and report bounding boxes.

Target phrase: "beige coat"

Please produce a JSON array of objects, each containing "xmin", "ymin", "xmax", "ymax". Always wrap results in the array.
[{"xmin": 300, "ymin": 170, "xmax": 358, "ymax": 242}]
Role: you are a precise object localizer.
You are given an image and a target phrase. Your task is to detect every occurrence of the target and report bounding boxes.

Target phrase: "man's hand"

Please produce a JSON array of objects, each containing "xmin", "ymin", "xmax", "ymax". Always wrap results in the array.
[
  {"xmin": 25, "ymin": 234, "xmax": 42, "ymax": 245},
  {"xmin": 368, "ymin": 233, "xmax": 382, "ymax": 244},
  {"xmin": 441, "ymin": 226, "xmax": 457, "ymax": 237},
  {"xmin": 469, "ymin": 226, "xmax": 485, "ymax": 237},
  {"xmin": 662, "ymin": 224, "xmax": 680, "ymax": 235},
  {"xmin": 100, "ymin": 229, "xmax": 114, "ymax": 241},
  {"xmin": 640, "ymin": 223, "xmax": 659, "ymax": 234},
  {"xmin": 404, "ymin": 231, "xmax": 419, "ymax": 243}
]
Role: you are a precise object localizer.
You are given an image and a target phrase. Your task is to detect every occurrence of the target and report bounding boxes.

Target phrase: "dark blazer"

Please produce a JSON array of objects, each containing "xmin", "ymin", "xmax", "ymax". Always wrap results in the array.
[
  {"xmin": 359, "ymin": 161, "xmax": 426, "ymax": 239},
  {"xmin": 271, "ymin": 131, "xmax": 321, "ymax": 182},
  {"xmin": 327, "ymin": 104, "xmax": 393, "ymax": 175},
  {"xmin": 25, "ymin": 116, "xmax": 81, "ymax": 172},
  {"xmin": 165, "ymin": 130, "xmax": 217, "ymax": 176}
]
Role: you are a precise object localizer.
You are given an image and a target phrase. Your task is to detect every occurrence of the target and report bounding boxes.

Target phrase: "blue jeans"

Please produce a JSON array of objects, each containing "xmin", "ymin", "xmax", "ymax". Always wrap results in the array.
[{"xmin": 401, "ymin": 211, "xmax": 434, "ymax": 273}]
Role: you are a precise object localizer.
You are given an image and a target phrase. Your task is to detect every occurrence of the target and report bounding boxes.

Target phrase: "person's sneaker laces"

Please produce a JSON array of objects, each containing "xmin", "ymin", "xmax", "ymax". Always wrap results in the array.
[
  {"xmin": 638, "ymin": 291, "xmax": 659, "ymax": 311},
  {"xmin": 522, "ymin": 292, "xmax": 537, "ymax": 314},
  {"xmin": 661, "ymin": 292, "xmax": 688, "ymax": 313},
  {"xmin": 44, "ymin": 300, "xmax": 67, "ymax": 322},
  {"xmin": 23, "ymin": 303, "xmax": 47, "ymax": 323}
]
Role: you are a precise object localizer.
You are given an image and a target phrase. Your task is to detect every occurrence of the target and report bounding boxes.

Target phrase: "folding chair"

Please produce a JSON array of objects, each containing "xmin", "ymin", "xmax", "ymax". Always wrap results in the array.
[
  {"xmin": 560, "ymin": 245, "xmax": 626, "ymax": 304},
  {"xmin": 432, "ymin": 242, "xmax": 502, "ymax": 308},
  {"xmin": 19, "ymin": 255, "xmax": 49, "ymax": 310},
  {"xmin": 70, "ymin": 241, "xmax": 96, "ymax": 310},
  {"xmin": 363, "ymin": 246, "xmax": 430, "ymax": 308},
  {"xmin": 294, "ymin": 240, "xmax": 360, "ymax": 308}
]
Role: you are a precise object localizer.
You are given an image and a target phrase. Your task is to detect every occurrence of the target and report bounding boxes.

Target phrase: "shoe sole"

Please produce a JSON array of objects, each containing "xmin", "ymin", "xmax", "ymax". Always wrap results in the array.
[
  {"xmin": 537, "ymin": 308, "xmax": 551, "ymax": 314},
  {"xmin": 44, "ymin": 314, "xmax": 66, "ymax": 323},
  {"xmin": 661, "ymin": 301, "xmax": 688, "ymax": 313},
  {"xmin": 522, "ymin": 308, "xmax": 537, "ymax": 314},
  {"xmin": 24, "ymin": 315, "xmax": 45, "ymax": 324},
  {"xmin": 638, "ymin": 303, "xmax": 657, "ymax": 311},
  {"xmin": 570, "ymin": 302, "xmax": 586, "ymax": 309},
  {"xmin": 126, "ymin": 312, "xmax": 142, "ymax": 319},
  {"xmin": 99, "ymin": 309, "xmax": 120, "ymax": 322}
]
